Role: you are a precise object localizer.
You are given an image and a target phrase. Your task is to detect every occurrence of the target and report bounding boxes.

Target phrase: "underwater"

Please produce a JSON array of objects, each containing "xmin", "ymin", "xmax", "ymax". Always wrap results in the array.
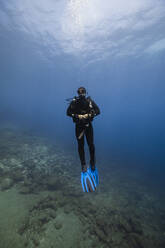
[{"xmin": 0, "ymin": 0, "xmax": 165, "ymax": 247}]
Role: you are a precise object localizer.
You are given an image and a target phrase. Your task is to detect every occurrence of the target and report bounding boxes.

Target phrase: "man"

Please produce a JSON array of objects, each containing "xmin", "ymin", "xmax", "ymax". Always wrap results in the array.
[{"xmin": 66, "ymin": 87, "xmax": 100, "ymax": 192}]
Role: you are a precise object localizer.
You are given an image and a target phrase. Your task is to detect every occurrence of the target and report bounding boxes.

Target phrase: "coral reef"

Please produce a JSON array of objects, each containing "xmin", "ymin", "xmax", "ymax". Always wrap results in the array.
[{"xmin": 0, "ymin": 127, "xmax": 165, "ymax": 248}]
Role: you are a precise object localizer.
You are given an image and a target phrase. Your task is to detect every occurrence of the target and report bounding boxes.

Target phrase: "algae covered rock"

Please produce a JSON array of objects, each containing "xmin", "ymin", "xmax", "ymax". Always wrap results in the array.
[
  {"xmin": 1, "ymin": 177, "xmax": 14, "ymax": 190},
  {"xmin": 0, "ymin": 162, "xmax": 5, "ymax": 175},
  {"xmin": 19, "ymin": 186, "xmax": 33, "ymax": 194},
  {"xmin": 54, "ymin": 220, "xmax": 63, "ymax": 230},
  {"xmin": 37, "ymin": 211, "xmax": 51, "ymax": 224},
  {"xmin": 11, "ymin": 169, "xmax": 24, "ymax": 182},
  {"xmin": 46, "ymin": 176, "xmax": 63, "ymax": 190},
  {"xmin": 0, "ymin": 162, "xmax": 8, "ymax": 175},
  {"xmin": 9, "ymin": 158, "xmax": 23, "ymax": 169},
  {"xmin": 64, "ymin": 204, "xmax": 74, "ymax": 214}
]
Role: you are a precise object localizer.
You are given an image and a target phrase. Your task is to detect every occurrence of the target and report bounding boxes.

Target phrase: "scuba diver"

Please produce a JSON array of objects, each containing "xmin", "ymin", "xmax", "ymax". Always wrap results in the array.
[{"xmin": 66, "ymin": 87, "xmax": 100, "ymax": 192}]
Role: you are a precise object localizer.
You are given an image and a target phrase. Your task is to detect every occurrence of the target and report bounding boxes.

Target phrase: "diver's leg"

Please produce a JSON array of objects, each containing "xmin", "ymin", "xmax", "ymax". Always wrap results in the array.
[
  {"xmin": 75, "ymin": 124, "xmax": 86, "ymax": 172},
  {"xmin": 85, "ymin": 123, "xmax": 96, "ymax": 170}
]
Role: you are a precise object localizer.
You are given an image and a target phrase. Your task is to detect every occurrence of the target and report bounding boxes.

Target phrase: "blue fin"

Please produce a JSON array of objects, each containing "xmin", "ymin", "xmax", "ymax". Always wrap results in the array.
[
  {"xmin": 88, "ymin": 167, "xmax": 99, "ymax": 186},
  {"xmin": 81, "ymin": 171, "xmax": 96, "ymax": 192}
]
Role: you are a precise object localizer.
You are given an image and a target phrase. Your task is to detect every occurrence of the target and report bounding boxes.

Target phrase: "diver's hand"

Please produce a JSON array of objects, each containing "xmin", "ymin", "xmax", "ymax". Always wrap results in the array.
[
  {"xmin": 78, "ymin": 115, "xmax": 83, "ymax": 120},
  {"xmin": 78, "ymin": 114, "xmax": 89, "ymax": 120},
  {"xmin": 83, "ymin": 114, "xmax": 89, "ymax": 119}
]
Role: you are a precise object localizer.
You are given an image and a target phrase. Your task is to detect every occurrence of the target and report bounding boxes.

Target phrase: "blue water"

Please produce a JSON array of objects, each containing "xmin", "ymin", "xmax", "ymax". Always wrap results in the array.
[
  {"xmin": 1, "ymin": 2, "xmax": 165, "ymax": 247},
  {"xmin": 0, "ymin": 0, "xmax": 165, "ymax": 180}
]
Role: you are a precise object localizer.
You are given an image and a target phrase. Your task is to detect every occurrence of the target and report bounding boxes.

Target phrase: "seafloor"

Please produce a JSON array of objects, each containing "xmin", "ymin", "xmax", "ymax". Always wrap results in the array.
[{"xmin": 0, "ymin": 126, "xmax": 165, "ymax": 248}]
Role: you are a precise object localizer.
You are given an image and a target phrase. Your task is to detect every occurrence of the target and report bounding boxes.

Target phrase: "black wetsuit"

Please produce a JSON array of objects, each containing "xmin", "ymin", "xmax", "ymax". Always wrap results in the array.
[{"xmin": 66, "ymin": 95, "xmax": 100, "ymax": 171}]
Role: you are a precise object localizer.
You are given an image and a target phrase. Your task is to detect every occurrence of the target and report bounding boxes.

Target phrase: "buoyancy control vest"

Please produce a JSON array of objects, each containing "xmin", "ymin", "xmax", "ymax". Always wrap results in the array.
[{"xmin": 71, "ymin": 96, "xmax": 95, "ymax": 124}]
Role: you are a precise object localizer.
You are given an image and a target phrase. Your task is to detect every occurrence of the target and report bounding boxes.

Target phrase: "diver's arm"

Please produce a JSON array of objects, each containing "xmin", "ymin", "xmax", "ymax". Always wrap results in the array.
[
  {"xmin": 66, "ymin": 106, "xmax": 73, "ymax": 117},
  {"xmin": 66, "ymin": 101, "xmax": 76, "ymax": 117},
  {"xmin": 66, "ymin": 101, "xmax": 80, "ymax": 123},
  {"xmin": 79, "ymin": 101, "xmax": 100, "ymax": 121},
  {"xmin": 90, "ymin": 100, "xmax": 100, "ymax": 117}
]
